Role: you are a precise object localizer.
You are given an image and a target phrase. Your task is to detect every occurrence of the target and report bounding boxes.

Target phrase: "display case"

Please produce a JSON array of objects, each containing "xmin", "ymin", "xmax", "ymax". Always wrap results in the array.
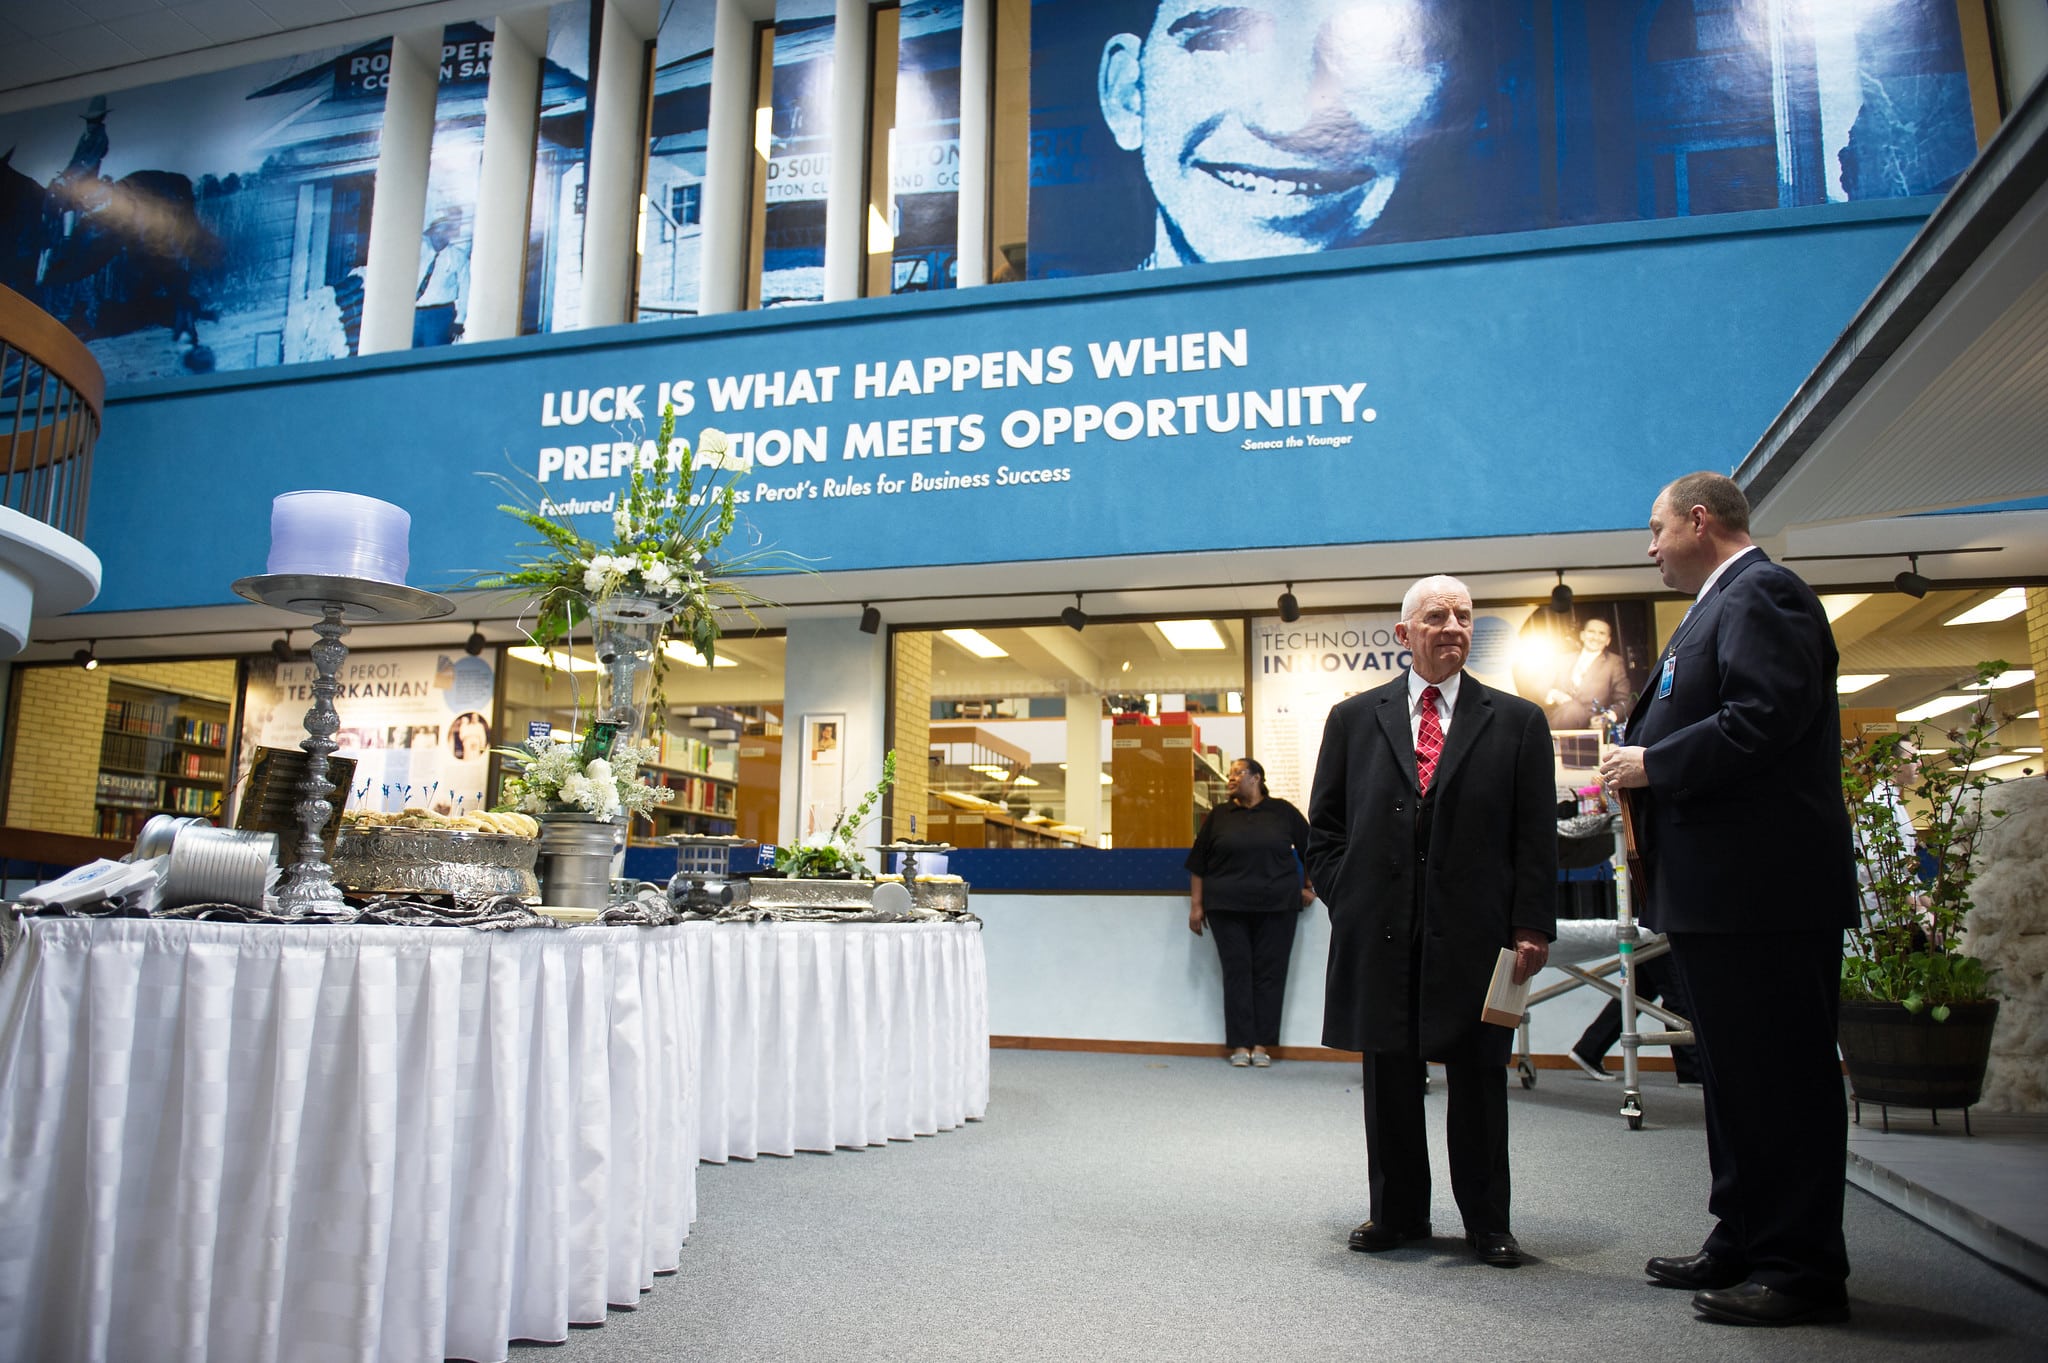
[{"xmin": 95, "ymin": 682, "xmax": 233, "ymax": 840}]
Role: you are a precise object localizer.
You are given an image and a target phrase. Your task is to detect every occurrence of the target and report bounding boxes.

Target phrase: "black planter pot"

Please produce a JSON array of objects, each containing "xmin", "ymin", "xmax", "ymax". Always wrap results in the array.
[{"xmin": 1838, "ymin": 999, "xmax": 1999, "ymax": 1116}]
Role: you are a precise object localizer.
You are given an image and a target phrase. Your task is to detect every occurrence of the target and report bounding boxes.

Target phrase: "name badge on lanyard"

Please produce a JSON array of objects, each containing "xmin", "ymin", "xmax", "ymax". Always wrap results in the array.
[{"xmin": 1658, "ymin": 655, "xmax": 1676, "ymax": 699}]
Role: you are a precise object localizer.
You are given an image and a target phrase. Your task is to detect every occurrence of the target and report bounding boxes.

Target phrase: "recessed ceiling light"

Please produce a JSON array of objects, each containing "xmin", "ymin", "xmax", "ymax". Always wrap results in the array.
[
  {"xmin": 1837, "ymin": 674, "xmax": 1888, "ymax": 695},
  {"xmin": 508, "ymin": 645, "xmax": 601, "ymax": 673},
  {"xmin": 1944, "ymin": 587, "xmax": 2026, "ymax": 626},
  {"xmin": 942, "ymin": 628, "xmax": 1009, "ymax": 659},
  {"xmin": 1157, "ymin": 619, "xmax": 1226, "ymax": 650},
  {"xmin": 1897, "ymin": 695, "xmax": 1978, "ymax": 722},
  {"xmin": 1962, "ymin": 668, "xmax": 2035, "ymax": 691},
  {"xmin": 1819, "ymin": 593, "xmax": 1870, "ymax": 623},
  {"xmin": 662, "ymin": 643, "xmax": 738, "ymax": 667}
]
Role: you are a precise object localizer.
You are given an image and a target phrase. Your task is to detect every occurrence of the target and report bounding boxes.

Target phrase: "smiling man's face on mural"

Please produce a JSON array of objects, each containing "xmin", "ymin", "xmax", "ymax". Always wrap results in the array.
[{"xmin": 1098, "ymin": 0, "xmax": 1448, "ymax": 267}]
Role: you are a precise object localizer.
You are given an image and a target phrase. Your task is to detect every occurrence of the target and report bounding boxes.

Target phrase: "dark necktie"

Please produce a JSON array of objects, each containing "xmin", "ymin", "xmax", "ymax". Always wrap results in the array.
[{"xmin": 1416, "ymin": 685, "xmax": 1444, "ymax": 794}]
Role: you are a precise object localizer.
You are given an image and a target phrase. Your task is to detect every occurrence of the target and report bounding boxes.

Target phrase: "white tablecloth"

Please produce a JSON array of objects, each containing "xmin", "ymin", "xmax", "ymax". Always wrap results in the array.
[
  {"xmin": 683, "ymin": 921, "xmax": 990, "ymax": 1160},
  {"xmin": 0, "ymin": 916, "xmax": 989, "ymax": 1363}
]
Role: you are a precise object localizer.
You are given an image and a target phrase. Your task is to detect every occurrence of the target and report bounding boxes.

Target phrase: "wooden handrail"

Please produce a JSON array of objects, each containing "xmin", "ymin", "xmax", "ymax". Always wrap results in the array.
[{"xmin": 0, "ymin": 283, "xmax": 105, "ymax": 417}]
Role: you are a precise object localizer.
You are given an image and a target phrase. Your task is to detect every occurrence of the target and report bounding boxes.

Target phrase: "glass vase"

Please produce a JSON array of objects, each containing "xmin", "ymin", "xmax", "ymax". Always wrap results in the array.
[{"xmin": 590, "ymin": 593, "xmax": 675, "ymax": 743}]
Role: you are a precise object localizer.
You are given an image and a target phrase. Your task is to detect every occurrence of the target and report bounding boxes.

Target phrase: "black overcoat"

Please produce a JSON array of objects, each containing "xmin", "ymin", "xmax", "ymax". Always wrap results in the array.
[{"xmin": 1306, "ymin": 672, "xmax": 1557, "ymax": 1061}]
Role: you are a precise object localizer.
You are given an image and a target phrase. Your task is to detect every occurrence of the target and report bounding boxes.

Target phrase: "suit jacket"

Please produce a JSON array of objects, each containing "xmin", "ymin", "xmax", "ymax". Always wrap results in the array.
[
  {"xmin": 1623, "ymin": 550, "xmax": 1858, "ymax": 934},
  {"xmin": 1545, "ymin": 650, "xmax": 1631, "ymax": 730},
  {"xmin": 1307, "ymin": 672, "xmax": 1557, "ymax": 1061}
]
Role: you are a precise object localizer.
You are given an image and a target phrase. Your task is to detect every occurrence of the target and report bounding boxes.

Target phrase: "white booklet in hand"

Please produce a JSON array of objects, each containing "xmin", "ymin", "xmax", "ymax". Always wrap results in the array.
[{"xmin": 1481, "ymin": 947, "xmax": 1531, "ymax": 1028}]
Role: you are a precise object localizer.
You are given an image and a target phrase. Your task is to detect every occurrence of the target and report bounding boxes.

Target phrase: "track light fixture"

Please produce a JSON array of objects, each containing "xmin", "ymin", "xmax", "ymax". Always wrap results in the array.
[
  {"xmin": 1061, "ymin": 594, "xmax": 1087, "ymax": 632},
  {"xmin": 271, "ymin": 632, "xmax": 293, "ymax": 664},
  {"xmin": 858, "ymin": 603, "xmax": 881, "ymax": 634},
  {"xmin": 465, "ymin": 622, "xmax": 487, "ymax": 656},
  {"xmin": 1550, "ymin": 570, "xmax": 1574, "ymax": 614},
  {"xmin": 1893, "ymin": 553, "xmax": 1930, "ymax": 599},
  {"xmin": 1278, "ymin": 583, "xmax": 1301, "ymax": 623},
  {"xmin": 74, "ymin": 640, "xmax": 98, "ymax": 670}
]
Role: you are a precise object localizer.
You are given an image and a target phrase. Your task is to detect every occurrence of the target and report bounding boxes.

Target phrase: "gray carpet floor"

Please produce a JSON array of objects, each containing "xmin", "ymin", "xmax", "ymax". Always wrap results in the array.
[{"xmin": 514, "ymin": 1050, "xmax": 2048, "ymax": 1362}]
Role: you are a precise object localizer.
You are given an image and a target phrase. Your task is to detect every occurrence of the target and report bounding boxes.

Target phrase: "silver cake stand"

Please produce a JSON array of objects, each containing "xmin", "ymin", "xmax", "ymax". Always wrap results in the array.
[{"xmin": 232, "ymin": 572, "xmax": 455, "ymax": 916}]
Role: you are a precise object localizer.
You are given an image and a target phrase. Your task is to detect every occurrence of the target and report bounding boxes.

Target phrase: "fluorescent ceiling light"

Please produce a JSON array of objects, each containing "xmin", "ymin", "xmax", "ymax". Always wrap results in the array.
[
  {"xmin": 1944, "ymin": 588, "xmax": 2026, "ymax": 626},
  {"xmin": 507, "ymin": 646, "xmax": 601, "ymax": 673},
  {"xmin": 1837, "ymin": 674, "xmax": 1888, "ymax": 695},
  {"xmin": 662, "ymin": 643, "xmax": 738, "ymax": 667},
  {"xmin": 1099, "ymin": 771, "xmax": 1113, "ymax": 785},
  {"xmin": 1157, "ymin": 619, "xmax": 1226, "ymax": 650},
  {"xmin": 1819, "ymin": 593, "xmax": 1869, "ymax": 623},
  {"xmin": 1020, "ymin": 813, "xmax": 1048, "ymax": 823},
  {"xmin": 1963, "ymin": 668, "xmax": 2035, "ymax": 691},
  {"xmin": 942, "ymin": 628, "xmax": 1009, "ymax": 659},
  {"xmin": 1012, "ymin": 774, "xmax": 1040, "ymax": 787},
  {"xmin": 2022, "ymin": 710, "xmax": 2041, "ymax": 720},
  {"xmin": 1963, "ymin": 754, "xmax": 2033, "ymax": 772},
  {"xmin": 1897, "ymin": 695, "xmax": 1977, "ymax": 722}
]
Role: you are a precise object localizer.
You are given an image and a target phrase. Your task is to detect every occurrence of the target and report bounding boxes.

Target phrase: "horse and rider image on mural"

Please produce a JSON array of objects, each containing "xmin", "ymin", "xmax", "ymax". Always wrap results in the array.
[{"xmin": 0, "ymin": 41, "xmax": 401, "ymax": 385}]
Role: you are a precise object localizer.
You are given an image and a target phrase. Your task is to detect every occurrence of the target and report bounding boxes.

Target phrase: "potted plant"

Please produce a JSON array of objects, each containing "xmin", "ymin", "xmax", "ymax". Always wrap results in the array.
[
  {"xmin": 477, "ymin": 402, "xmax": 792, "ymax": 735},
  {"xmin": 1839, "ymin": 660, "xmax": 2015, "ymax": 1123},
  {"xmin": 775, "ymin": 751, "xmax": 897, "ymax": 880},
  {"xmin": 493, "ymin": 734, "xmax": 675, "ymax": 908}
]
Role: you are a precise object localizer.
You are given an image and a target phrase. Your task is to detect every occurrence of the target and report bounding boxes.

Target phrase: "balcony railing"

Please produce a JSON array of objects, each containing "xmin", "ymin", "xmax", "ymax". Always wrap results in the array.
[{"xmin": 0, "ymin": 283, "xmax": 103, "ymax": 542}]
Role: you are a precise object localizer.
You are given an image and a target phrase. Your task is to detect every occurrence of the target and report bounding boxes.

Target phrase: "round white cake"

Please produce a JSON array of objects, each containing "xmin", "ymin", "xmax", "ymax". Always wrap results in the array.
[{"xmin": 267, "ymin": 490, "xmax": 411, "ymax": 584}]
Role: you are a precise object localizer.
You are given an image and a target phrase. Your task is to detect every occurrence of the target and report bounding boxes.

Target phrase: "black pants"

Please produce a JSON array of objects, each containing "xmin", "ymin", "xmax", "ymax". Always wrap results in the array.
[
  {"xmin": 1361, "ymin": 1052, "xmax": 1510, "ymax": 1235},
  {"xmin": 1665, "ymin": 929, "xmax": 1849, "ymax": 1302},
  {"xmin": 1572, "ymin": 954, "xmax": 1700, "ymax": 1082},
  {"xmin": 1206, "ymin": 908, "xmax": 1298, "ymax": 1049}
]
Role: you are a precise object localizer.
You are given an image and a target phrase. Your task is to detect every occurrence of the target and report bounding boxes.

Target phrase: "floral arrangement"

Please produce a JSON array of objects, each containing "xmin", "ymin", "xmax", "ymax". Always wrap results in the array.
[
  {"xmin": 492, "ymin": 736, "xmax": 675, "ymax": 824},
  {"xmin": 775, "ymin": 750, "xmax": 897, "ymax": 878},
  {"xmin": 476, "ymin": 402, "xmax": 793, "ymax": 721},
  {"xmin": 1842, "ymin": 660, "xmax": 2016, "ymax": 1017}
]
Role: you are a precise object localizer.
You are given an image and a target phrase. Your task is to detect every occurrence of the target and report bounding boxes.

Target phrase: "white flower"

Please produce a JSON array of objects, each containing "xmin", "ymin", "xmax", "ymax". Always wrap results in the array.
[
  {"xmin": 585, "ymin": 758, "xmax": 614, "ymax": 785},
  {"xmin": 612, "ymin": 508, "xmax": 632, "ymax": 537},
  {"xmin": 642, "ymin": 560, "xmax": 675, "ymax": 592},
  {"xmin": 559, "ymin": 773, "xmax": 596, "ymax": 810},
  {"xmin": 698, "ymin": 427, "xmax": 739, "ymax": 469}
]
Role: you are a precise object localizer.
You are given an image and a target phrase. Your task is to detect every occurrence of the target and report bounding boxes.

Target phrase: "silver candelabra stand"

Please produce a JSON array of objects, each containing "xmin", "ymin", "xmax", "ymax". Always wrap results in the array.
[{"xmin": 232, "ymin": 572, "xmax": 454, "ymax": 915}]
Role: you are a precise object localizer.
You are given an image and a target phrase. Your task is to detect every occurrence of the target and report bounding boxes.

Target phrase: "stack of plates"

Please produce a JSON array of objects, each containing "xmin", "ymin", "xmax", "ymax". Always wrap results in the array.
[
  {"xmin": 163, "ymin": 827, "xmax": 278, "ymax": 909},
  {"xmin": 266, "ymin": 490, "xmax": 411, "ymax": 584}
]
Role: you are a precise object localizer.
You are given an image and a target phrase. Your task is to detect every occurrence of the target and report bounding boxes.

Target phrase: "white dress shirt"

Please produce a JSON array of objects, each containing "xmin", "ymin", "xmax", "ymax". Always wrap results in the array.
[
  {"xmin": 1406, "ymin": 668, "xmax": 1461, "ymax": 746},
  {"xmin": 1694, "ymin": 543, "xmax": 1761, "ymax": 603}
]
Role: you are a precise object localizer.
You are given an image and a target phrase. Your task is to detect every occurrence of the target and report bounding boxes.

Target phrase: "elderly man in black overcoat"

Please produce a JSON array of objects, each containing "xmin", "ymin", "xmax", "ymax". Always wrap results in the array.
[{"xmin": 1308, "ymin": 575, "xmax": 1557, "ymax": 1268}]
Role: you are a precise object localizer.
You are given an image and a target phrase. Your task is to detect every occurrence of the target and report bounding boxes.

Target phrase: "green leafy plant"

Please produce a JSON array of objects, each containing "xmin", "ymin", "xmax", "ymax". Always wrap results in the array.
[
  {"xmin": 775, "ymin": 750, "xmax": 898, "ymax": 878},
  {"xmin": 473, "ymin": 402, "xmax": 798, "ymax": 728},
  {"xmin": 1841, "ymin": 660, "xmax": 2017, "ymax": 1018}
]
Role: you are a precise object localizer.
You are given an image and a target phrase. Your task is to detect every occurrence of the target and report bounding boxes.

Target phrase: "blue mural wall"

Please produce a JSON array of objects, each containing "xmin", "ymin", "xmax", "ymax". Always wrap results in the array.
[
  {"xmin": 1026, "ymin": 0, "xmax": 1975, "ymax": 277},
  {"xmin": 83, "ymin": 201, "xmax": 1925, "ymax": 613}
]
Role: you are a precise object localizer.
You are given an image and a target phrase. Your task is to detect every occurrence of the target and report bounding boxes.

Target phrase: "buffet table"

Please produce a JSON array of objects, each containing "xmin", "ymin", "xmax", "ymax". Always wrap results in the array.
[{"xmin": 0, "ymin": 915, "xmax": 989, "ymax": 1363}]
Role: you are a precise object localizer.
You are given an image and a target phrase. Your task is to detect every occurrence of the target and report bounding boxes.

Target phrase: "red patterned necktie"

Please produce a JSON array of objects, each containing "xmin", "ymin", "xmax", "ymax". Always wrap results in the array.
[{"xmin": 1416, "ymin": 685, "xmax": 1444, "ymax": 794}]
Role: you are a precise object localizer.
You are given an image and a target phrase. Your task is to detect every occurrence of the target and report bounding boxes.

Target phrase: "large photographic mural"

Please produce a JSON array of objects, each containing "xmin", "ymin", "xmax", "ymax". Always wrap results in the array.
[
  {"xmin": 1025, "ymin": 0, "xmax": 1979, "ymax": 278},
  {"xmin": 0, "ymin": 41, "xmax": 391, "ymax": 384}
]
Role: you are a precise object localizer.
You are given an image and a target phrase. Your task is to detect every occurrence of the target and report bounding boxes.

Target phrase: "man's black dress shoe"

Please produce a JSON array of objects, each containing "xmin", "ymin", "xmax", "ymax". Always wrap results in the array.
[
  {"xmin": 1467, "ymin": 1230, "xmax": 1523, "ymax": 1268},
  {"xmin": 1348, "ymin": 1220, "xmax": 1430, "ymax": 1252},
  {"xmin": 1692, "ymin": 1282, "xmax": 1849, "ymax": 1327},
  {"xmin": 1645, "ymin": 1251, "xmax": 1748, "ymax": 1290}
]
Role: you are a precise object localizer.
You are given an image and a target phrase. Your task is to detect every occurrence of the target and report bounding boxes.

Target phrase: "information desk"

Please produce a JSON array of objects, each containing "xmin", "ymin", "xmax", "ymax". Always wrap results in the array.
[{"xmin": 0, "ymin": 917, "xmax": 989, "ymax": 1363}]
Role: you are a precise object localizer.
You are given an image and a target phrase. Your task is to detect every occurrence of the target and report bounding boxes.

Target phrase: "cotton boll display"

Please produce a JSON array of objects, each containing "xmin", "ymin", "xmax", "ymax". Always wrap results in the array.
[{"xmin": 1964, "ymin": 776, "xmax": 2048, "ymax": 1112}]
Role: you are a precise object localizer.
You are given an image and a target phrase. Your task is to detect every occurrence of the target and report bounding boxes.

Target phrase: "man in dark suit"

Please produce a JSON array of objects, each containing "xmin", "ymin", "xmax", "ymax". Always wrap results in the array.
[
  {"xmin": 1600, "ymin": 471, "xmax": 1858, "ymax": 1327},
  {"xmin": 1308, "ymin": 575, "xmax": 1556, "ymax": 1268}
]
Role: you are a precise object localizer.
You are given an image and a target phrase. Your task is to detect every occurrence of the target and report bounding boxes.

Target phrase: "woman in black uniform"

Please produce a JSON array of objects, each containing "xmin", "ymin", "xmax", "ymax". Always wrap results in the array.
[{"xmin": 1186, "ymin": 758, "xmax": 1315, "ymax": 1067}]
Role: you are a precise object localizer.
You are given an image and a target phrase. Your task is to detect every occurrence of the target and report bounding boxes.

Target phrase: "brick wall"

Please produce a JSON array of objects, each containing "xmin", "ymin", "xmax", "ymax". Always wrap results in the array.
[
  {"xmin": 890, "ymin": 631, "xmax": 932, "ymax": 841},
  {"xmin": 2027, "ymin": 588, "xmax": 2048, "ymax": 726}
]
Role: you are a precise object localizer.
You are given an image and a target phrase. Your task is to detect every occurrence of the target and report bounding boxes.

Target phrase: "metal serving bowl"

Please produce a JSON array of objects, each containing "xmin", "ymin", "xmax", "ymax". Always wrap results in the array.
[{"xmin": 332, "ymin": 826, "xmax": 541, "ymax": 903}]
